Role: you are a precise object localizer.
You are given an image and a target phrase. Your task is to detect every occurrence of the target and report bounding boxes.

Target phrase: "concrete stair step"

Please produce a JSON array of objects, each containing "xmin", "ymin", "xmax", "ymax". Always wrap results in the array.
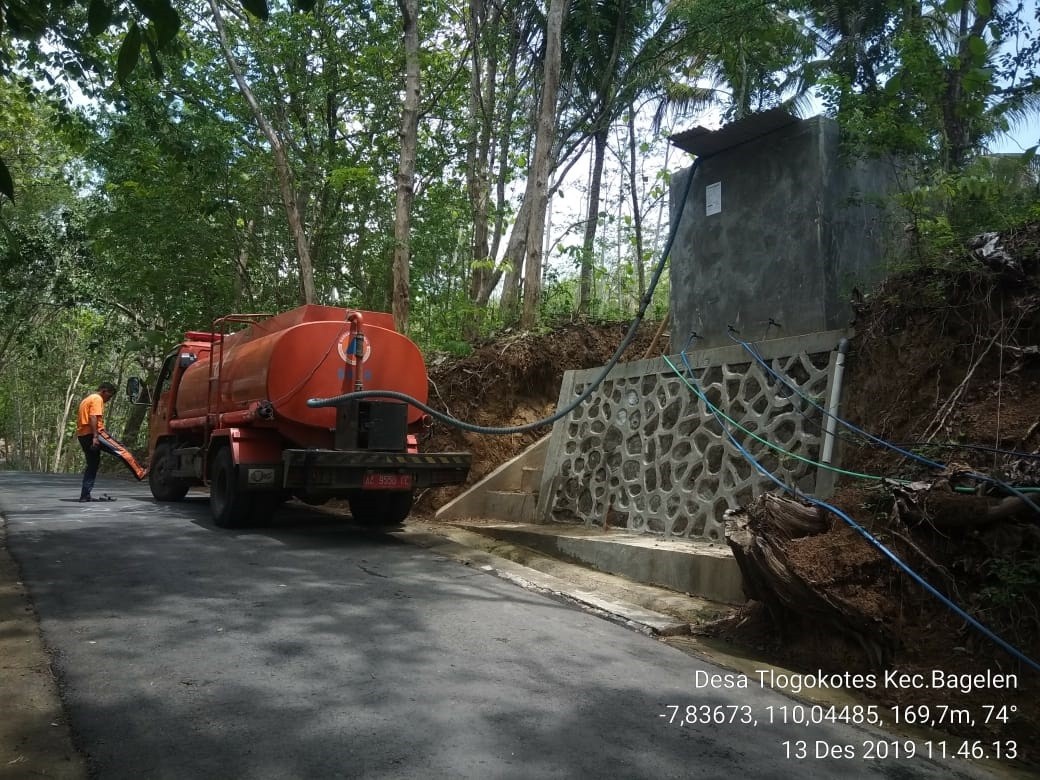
[
  {"xmin": 469, "ymin": 466, "xmax": 542, "ymax": 494},
  {"xmin": 436, "ymin": 436, "xmax": 550, "ymax": 522},
  {"xmin": 482, "ymin": 491, "xmax": 539, "ymax": 523},
  {"xmin": 520, "ymin": 466, "xmax": 542, "ymax": 493}
]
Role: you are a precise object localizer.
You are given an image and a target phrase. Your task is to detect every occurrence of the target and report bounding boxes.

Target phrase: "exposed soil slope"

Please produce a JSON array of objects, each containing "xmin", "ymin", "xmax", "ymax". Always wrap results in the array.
[
  {"xmin": 415, "ymin": 319, "xmax": 669, "ymax": 513},
  {"xmin": 744, "ymin": 225, "xmax": 1040, "ymax": 763}
]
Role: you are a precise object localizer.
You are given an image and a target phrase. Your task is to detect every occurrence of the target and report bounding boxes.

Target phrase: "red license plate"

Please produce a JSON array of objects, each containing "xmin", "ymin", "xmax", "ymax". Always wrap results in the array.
[{"xmin": 362, "ymin": 472, "xmax": 413, "ymax": 490}]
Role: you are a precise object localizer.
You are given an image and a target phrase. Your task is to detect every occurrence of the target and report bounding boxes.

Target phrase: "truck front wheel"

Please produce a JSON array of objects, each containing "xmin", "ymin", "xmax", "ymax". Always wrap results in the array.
[
  {"xmin": 210, "ymin": 447, "xmax": 254, "ymax": 529},
  {"xmin": 348, "ymin": 490, "xmax": 413, "ymax": 527},
  {"xmin": 150, "ymin": 441, "xmax": 190, "ymax": 502}
]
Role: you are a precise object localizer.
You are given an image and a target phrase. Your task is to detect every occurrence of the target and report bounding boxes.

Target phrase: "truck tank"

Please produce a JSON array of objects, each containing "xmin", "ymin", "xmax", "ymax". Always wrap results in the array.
[{"xmin": 174, "ymin": 305, "xmax": 429, "ymax": 446}]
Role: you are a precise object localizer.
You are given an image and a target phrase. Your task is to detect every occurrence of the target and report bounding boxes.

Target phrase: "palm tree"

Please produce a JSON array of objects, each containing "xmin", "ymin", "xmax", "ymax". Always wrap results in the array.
[
  {"xmin": 798, "ymin": 0, "xmax": 1039, "ymax": 171},
  {"xmin": 653, "ymin": 0, "xmax": 815, "ymax": 127}
]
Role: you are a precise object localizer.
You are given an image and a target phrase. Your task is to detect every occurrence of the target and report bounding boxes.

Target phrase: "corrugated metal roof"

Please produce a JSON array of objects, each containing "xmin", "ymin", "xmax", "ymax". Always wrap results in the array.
[{"xmin": 669, "ymin": 108, "xmax": 800, "ymax": 157}]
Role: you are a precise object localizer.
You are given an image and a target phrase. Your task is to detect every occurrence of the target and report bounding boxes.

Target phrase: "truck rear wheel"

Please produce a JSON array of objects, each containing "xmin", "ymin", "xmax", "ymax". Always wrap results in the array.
[
  {"xmin": 150, "ymin": 441, "xmax": 190, "ymax": 502},
  {"xmin": 210, "ymin": 447, "xmax": 254, "ymax": 529},
  {"xmin": 348, "ymin": 490, "xmax": 413, "ymax": 526}
]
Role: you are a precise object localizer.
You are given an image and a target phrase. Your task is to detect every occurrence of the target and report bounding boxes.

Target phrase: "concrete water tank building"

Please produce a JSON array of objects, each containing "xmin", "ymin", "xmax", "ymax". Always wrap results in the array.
[{"xmin": 668, "ymin": 110, "xmax": 896, "ymax": 349}]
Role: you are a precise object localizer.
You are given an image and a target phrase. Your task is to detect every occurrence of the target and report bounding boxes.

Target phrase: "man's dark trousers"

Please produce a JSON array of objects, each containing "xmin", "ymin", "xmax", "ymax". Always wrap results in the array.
[{"xmin": 78, "ymin": 433, "xmax": 100, "ymax": 500}]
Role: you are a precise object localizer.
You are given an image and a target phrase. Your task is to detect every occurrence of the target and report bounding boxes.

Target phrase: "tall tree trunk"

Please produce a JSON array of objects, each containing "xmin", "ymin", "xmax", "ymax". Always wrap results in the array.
[
  {"xmin": 30, "ymin": 401, "xmax": 40, "ymax": 471},
  {"xmin": 941, "ymin": 3, "xmax": 992, "ymax": 172},
  {"xmin": 51, "ymin": 358, "xmax": 87, "ymax": 472},
  {"xmin": 626, "ymin": 111, "xmax": 646, "ymax": 301},
  {"xmin": 578, "ymin": 127, "xmax": 608, "ymax": 315},
  {"xmin": 472, "ymin": 28, "xmax": 524, "ymax": 313},
  {"xmin": 488, "ymin": 26, "xmax": 522, "ymax": 272},
  {"xmin": 15, "ymin": 389, "xmax": 24, "ymax": 469},
  {"xmin": 465, "ymin": 0, "xmax": 492, "ymax": 304},
  {"xmin": 208, "ymin": 0, "xmax": 317, "ymax": 304},
  {"xmin": 463, "ymin": 0, "xmax": 497, "ymax": 338},
  {"xmin": 392, "ymin": 0, "xmax": 421, "ymax": 332},
  {"xmin": 497, "ymin": 195, "xmax": 531, "ymax": 321},
  {"xmin": 520, "ymin": 0, "xmax": 566, "ymax": 329},
  {"xmin": 652, "ymin": 140, "xmax": 672, "ymax": 253},
  {"xmin": 234, "ymin": 218, "xmax": 256, "ymax": 306}
]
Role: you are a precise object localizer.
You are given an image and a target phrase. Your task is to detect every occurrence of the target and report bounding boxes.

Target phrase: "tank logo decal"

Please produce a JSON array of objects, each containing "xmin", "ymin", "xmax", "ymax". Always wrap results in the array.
[
  {"xmin": 337, "ymin": 367, "xmax": 373, "ymax": 383},
  {"xmin": 337, "ymin": 332, "xmax": 372, "ymax": 365}
]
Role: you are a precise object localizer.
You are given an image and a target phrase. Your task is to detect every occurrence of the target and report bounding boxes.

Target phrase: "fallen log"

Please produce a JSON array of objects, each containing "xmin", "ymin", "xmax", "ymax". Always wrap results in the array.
[{"xmin": 890, "ymin": 483, "xmax": 1037, "ymax": 529}]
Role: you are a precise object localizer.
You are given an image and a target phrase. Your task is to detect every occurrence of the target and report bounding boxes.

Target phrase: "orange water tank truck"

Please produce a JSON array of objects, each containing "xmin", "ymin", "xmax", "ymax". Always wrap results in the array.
[{"xmin": 126, "ymin": 305, "xmax": 471, "ymax": 528}]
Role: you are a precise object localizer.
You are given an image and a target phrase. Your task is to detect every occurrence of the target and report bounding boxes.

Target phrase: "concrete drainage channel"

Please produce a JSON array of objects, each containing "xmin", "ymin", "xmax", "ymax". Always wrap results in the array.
[
  {"xmin": 403, "ymin": 519, "xmax": 738, "ymax": 637},
  {"xmin": 453, "ymin": 521, "xmax": 745, "ymax": 604}
]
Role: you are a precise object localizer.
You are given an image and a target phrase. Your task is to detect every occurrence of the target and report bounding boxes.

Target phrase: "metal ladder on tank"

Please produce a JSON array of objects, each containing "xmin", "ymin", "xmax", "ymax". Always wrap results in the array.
[{"xmin": 201, "ymin": 313, "xmax": 272, "ymax": 484}]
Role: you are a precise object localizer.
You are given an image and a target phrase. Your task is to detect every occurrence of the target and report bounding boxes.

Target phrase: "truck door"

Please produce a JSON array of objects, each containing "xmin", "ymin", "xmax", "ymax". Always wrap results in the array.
[{"xmin": 148, "ymin": 352, "xmax": 179, "ymax": 453}]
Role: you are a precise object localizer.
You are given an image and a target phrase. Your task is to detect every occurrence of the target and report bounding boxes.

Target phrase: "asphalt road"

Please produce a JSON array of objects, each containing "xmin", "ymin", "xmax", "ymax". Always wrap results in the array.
[{"xmin": 0, "ymin": 472, "xmax": 1000, "ymax": 780}]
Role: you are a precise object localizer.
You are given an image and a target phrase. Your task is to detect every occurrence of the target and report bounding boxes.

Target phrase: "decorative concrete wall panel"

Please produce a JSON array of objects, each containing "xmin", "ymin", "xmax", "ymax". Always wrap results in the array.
[{"xmin": 537, "ymin": 331, "xmax": 848, "ymax": 541}]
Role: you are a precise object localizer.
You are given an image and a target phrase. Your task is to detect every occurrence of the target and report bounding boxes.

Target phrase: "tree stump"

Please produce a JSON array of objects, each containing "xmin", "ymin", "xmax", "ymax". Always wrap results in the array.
[{"xmin": 724, "ymin": 493, "xmax": 892, "ymax": 668}]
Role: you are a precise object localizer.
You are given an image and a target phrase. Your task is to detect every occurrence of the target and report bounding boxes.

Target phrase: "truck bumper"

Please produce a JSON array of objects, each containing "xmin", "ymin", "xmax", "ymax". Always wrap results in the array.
[{"xmin": 281, "ymin": 449, "xmax": 471, "ymax": 491}]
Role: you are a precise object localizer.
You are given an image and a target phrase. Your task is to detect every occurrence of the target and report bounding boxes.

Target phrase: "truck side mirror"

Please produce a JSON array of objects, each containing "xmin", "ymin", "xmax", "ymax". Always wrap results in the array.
[{"xmin": 126, "ymin": 377, "xmax": 151, "ymax": 405}]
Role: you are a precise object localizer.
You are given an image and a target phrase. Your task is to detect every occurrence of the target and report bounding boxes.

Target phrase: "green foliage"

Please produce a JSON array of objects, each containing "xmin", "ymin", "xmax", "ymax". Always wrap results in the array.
[
  {"xmin": 895, "ymin": 153, "xmax": 1040, "ymax": 265},
  {"xmin": 813, "ymin": 0, "xmax": 1038, "ymax": 173},
  {"xmin": 540, "ymin": 274, "xmax": 578, "ymax": 322},
  {"xmin": 116, "ymin": 22, "xmax": 143, "ymax": 83},
  {"xmin": 667, "ymin": 0, "xmax": 815, "ymax": 121},
  {"xmin": 980, "ymin": 555, "xmax": 1040, "ymax": 607},
  {"xmin": 0, "ymin": 0, "xmax": 292, "ymax": 199},
  {"xmin": 437, "ymin": 340, "xmax": 473, "ymax": 357},
  {"xmin": 409, "ymin": 288, "xmax": 482, "ymax": 353},
  {"xmin": 0, "ymin": 305, "xmax": 128, "ymax": 472},
  {"xmin": 976, "ymin": 552, "xmax": 1040, "ymax": 641}
]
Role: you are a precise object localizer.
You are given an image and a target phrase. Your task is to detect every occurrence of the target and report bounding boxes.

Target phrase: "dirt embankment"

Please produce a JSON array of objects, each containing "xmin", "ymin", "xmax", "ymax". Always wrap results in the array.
[
  {"xmin": 705, "ymin": 224, "xmax": 1040, "ymax": 765},
  {"xmin": 415, "ymin": 319, "xmax": 669, "ymax": 514}
]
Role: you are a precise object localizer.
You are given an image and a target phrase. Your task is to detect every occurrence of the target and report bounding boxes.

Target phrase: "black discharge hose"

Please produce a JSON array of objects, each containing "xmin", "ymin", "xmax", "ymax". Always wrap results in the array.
[{"xmin": 308, "ymin": 159, "xmax": 701, "ymax": 434}]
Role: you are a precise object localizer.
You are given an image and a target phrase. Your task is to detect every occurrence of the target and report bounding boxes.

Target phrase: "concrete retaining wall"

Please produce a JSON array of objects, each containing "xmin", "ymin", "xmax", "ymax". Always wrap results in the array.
[{"xmin": 537, "ymin": 331, "xmax": 848, "ymax": 541}]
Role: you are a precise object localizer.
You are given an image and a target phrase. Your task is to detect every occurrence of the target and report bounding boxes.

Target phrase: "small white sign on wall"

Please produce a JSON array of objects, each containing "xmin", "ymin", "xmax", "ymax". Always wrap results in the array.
[{"xmin": 705, "ymin": 181, "xmax": 722, "ymax": 215}]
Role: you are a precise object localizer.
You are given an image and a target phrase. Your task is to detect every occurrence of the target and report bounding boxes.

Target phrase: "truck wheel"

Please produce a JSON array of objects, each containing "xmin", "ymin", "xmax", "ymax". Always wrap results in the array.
[
  {"xmin": 210, "ymin": 447, "xmax": 253, "ymax": 529},
  {"xmin": 348, "ymin": 490, "xmax": 413, "ymax": 526},
  {"xmin": 149, "ymin": 441, "xmax": 190, "ymax": 502}
]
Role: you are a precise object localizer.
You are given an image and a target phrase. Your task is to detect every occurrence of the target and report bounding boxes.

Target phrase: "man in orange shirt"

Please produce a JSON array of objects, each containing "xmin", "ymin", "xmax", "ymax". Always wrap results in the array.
[{"xmin": 77, "ymin": 382, "xmax": 148, "ymax": 502}]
